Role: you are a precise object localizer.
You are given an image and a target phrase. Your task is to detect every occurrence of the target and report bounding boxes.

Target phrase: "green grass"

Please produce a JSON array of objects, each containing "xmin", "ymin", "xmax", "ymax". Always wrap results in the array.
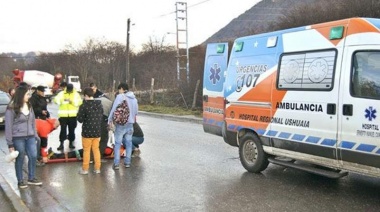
[{"xmin": 139, "ymin": 104, "xmax": 202, "ymax": 117}]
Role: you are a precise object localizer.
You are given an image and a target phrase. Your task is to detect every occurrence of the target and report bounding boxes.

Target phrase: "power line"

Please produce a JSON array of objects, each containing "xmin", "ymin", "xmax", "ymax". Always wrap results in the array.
[
  {"xmin": 156, "ymin": 0, "xmax": 212, "ymax": 18},
  {"xmin": 188, "ymin": 0, "xmax": 212, "ymax": 8},
  {"xmin": 157, "ymin": 4, "xmax": 287, "ymax": 18}
]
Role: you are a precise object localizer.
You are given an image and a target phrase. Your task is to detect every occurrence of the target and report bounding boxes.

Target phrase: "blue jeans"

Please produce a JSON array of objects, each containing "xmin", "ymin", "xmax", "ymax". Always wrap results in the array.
[
  {"xmin": 114, "ymin": 123, "xmax": 133, "ymax": 165},
  {"xmin": 132, "ymin": 136, "xmax": 144, "ymax": 149},
  {"xmin": 13, "ymin": 136, "xmax": 37, "ymax": 183}
]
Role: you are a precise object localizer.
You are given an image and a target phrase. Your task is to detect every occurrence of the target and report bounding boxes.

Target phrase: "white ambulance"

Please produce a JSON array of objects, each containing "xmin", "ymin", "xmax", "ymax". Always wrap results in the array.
[{"xmin": 203, "ymin": 18, "xmax": 380, "ymax": 178}]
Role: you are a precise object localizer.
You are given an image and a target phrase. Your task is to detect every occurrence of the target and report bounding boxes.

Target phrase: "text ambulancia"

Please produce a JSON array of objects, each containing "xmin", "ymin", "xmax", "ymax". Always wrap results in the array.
[{"xmin": 203, "ymin": 17, "xmax": 380, "ymax": 179}]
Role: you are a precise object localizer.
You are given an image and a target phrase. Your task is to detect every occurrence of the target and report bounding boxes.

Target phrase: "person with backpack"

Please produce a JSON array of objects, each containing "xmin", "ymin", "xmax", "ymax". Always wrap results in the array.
[{"xmin": 108, "ymin": 82, "xmax": 138, "ymax": 170}]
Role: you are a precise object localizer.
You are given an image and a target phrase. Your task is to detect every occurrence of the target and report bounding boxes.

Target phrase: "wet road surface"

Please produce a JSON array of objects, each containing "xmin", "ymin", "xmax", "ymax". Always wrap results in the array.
[
  {"xmin": 0, "ymin": 187, "xmax": 15, "ymax": 212},
  {"xmin": 0, "ymin": 104, "xmax": 380, "ymax": 211}
]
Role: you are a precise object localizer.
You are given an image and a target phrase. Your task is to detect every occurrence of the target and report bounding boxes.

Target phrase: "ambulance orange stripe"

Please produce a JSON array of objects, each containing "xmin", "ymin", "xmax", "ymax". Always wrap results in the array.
[
  {"xmin": 311, "ymin": 18, "xmax": 380, "ymax": 46},
  {"xmin": 226, "ymin": 71, "xmax": 286, "ymax": 130},
  {"xmin": 203, "ymin": 96, "xmax": 225, "ymax": 124}
]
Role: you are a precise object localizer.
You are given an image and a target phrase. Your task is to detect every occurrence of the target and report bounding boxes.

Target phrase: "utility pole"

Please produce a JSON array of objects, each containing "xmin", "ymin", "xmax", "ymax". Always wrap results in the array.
[
  {"xmin": 126, "ymin": 18, "xmax": 131, "ymax": 85},
  {"xmin": 175, "ymin": 2, "xmax": 189, "ymax": 84},
  {"xmin": 175, "ymin": 3, "xmax": 181, "ymax": 82}
]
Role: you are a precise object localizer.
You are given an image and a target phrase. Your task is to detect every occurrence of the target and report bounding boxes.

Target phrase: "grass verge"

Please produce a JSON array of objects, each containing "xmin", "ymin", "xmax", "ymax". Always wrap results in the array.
[{"xmin": 139, "ymin": 104, "xmax": 202, "ymax": 117}]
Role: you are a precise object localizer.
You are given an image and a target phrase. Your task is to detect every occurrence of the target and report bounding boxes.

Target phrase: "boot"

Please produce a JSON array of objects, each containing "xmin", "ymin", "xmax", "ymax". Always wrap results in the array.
[
  {"xmin": 41, "ymin": 147, "xmax": 48, "ymax": 163},
  {"xmin": 69, "ymin": 141, "xmax": 75, "ymax": 149},
  {"xmin": 47, "ymin": 148, "xmax": 55, "ymax": 159},
  {"xmin": 41, "ymin": 147, "xmax": 46, "ymax": 156},
  {"xmin": 57, "ymin": 142, "xmax": 64, "ymax": 151}
]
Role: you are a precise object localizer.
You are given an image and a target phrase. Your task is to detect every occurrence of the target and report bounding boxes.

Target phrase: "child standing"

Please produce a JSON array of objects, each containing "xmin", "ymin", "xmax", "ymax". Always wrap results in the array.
[{"xmin": 77, "ymin": 87, "xmax": 103, "ymax": 174}]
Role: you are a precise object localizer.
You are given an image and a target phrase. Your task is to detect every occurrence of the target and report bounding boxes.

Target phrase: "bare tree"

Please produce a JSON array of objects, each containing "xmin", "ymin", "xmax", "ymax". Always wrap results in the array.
[
  {"xmin": 273, "ymin": 0, "xmax": 380, "ymax": 30},
  {"xmin": 134, "ymin": 35, "xmax": 177, "ymax": 90},
  {"xmin": 0, "ymin": 53, "xmax": 21, "ymax": 78},
  {"xmin": 0, "ymin": 75, "xmax": 14, "ymax": 92}
]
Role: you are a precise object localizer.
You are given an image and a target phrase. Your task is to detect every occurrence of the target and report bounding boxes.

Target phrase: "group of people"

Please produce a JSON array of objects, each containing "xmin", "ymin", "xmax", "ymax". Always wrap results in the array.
[{"xmin": 5, "ymin": 81, "xmax": 143, "ymax": 189}]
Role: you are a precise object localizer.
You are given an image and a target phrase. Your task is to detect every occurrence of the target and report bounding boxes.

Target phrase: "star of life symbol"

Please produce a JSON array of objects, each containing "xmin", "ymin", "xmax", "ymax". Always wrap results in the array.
[
  {"xmin": 209, "ymin": 63, "xmax": 221, "ymax": 85},
  {"xmin": 308, "ymin": 58, "xmax": 328, "ymax": 83},
  {"xmin": 283, "ymin": 60, "xmax": 300, "ymax": 83},
  {"xmin": 365, "ymin": 106, "xmax": 377, "ymax": 121}
]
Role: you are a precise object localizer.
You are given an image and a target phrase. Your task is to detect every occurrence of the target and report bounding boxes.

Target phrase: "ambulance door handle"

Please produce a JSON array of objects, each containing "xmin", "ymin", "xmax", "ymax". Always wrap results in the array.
[
  {"xmin": 203, "ymin": 95, "xmax": 208, "ymax": 102},
  {"xmin": 343, "ymin": 104, "xmax": 353, "ymax": 116},
  {"xmin": 327, "ymin": 103, "xmax": 336, "ymax": 115}
]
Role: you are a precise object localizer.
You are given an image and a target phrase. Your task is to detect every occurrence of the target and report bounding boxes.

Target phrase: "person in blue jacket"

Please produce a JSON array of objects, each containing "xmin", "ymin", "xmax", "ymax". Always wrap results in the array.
[{"xmin": 108, "ymin": 82, "xmax": 138, "ymax": 170}]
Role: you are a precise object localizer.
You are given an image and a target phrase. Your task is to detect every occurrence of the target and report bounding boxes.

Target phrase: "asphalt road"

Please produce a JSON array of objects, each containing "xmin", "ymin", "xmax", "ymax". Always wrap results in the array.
[
  {"xmin": 0, "ymin": 186, "xmax": 14, "ymax": 212},
  {"xmin": 0, "ymin": 104, "xmax": 380, "ymax": 211}
]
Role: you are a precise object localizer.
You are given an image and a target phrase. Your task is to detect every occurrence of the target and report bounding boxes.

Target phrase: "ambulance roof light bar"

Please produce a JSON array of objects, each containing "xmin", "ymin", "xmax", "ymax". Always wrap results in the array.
[{"xmin": 330, "ymin": 26, "xmax": 344, "ymax": 40}]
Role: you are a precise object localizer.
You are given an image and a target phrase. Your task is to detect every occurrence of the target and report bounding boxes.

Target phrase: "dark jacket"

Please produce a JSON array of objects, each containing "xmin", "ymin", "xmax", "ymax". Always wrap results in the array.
[
  {"xmin": 77, "ymin": 99, "xmax": 103, "ymax": 138},
  {"xmin": 29, "ymin": 93, "xmax": 50, "ymax": 119},
  {"xmin": 133, "ymin": 122, "xmax": 144, "ymax": 137},
  {"xmin": 93, "ymin": 89, "xmax": 104, "ymax": 98}
]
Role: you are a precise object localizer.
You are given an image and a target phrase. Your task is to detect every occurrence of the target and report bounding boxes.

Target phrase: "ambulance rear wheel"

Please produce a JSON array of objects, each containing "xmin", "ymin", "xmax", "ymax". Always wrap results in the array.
[{"xmin": 239, "ymin": 132, "xmax": 269, "ymax": 173}]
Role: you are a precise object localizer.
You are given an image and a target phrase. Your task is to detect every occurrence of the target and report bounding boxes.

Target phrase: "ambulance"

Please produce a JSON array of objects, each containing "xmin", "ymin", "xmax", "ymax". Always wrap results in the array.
[{"xmin": 203, "ymin": 17, "xmax": 380, "ymax": 178}]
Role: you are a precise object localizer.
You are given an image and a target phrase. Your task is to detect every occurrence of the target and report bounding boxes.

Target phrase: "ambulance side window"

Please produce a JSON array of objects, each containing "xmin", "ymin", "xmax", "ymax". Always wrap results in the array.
[
  {"xmin": 277, "ymin": 49, "xmax": 336, "ymax": 91},
  {"xmin": 351, "ymin": 51, "xmax": 380, "ymax": 100}
]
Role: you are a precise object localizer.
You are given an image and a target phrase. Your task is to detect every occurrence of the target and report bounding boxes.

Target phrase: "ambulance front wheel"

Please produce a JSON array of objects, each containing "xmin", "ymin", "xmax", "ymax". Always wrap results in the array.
[{"xmin": 239, "ymin": 132, "xmax": 269, "ymax": 173}]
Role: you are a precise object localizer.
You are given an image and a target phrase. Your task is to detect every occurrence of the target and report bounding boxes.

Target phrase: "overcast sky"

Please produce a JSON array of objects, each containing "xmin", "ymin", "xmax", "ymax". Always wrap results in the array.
[{"xmin": 0, "ymin": 0, "xmax": 261, "ymax": 53}]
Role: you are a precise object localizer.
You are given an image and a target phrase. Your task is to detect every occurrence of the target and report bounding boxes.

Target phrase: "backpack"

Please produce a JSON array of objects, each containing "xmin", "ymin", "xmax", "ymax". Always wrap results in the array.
[{"xmin": 113, "ymin": 96, "xmax": 130, "ymax": 125}]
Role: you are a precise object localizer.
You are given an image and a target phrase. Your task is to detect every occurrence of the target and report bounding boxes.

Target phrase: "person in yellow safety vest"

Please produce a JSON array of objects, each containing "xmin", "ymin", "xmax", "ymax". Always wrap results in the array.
[{"xmin": 53, "ymin": 83, "xmax": 83, "ymax": 151}]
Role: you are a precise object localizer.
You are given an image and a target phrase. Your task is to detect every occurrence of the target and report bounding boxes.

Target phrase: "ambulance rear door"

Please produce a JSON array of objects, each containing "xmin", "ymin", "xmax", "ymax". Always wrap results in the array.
[
  {"xmin": 339, "ymin": 46, "xmax": 380, "ymax": 170},
  {"xmin": 203, "ymin": 43, "xmax": 229, "ymax": 136}
]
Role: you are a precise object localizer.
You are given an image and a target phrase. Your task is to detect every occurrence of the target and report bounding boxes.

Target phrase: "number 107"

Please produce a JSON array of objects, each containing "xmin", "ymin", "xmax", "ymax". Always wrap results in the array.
[{"xmin": 236, "ymin": 74, "xmax": 260, "ymax": 92}]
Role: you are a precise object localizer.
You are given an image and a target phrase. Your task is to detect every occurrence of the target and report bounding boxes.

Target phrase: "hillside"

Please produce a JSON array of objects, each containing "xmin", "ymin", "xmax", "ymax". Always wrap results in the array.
[{"xmin": 204, "ymin": 0, "xmax": 318, "ymax": 43}]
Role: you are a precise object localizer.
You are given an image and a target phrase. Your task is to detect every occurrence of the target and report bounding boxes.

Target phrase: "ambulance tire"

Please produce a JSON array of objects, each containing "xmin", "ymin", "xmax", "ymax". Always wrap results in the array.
[{"xmin": 239, "ymin": 132, "xmax": 269, "ymax": 173}]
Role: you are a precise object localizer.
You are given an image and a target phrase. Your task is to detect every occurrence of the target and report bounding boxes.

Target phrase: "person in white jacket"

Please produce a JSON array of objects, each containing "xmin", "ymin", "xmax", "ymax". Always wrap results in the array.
[{"xmin": 108, "ymin": 82, "xmax": 138, "ymax": 170}]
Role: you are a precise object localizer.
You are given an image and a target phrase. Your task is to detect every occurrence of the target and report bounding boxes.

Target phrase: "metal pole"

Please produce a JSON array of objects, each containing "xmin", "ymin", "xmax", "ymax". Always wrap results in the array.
[
  {"xmin": 126, "ymin": 18, "xmax": 131, "ymax": 85},
  {"xmin": 175, "ymin": 3, "xmax": 180, "ymax": 82},
  {"xmin": 185, "ymin": 2, "xmax": 189, "ymax": 84}
]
